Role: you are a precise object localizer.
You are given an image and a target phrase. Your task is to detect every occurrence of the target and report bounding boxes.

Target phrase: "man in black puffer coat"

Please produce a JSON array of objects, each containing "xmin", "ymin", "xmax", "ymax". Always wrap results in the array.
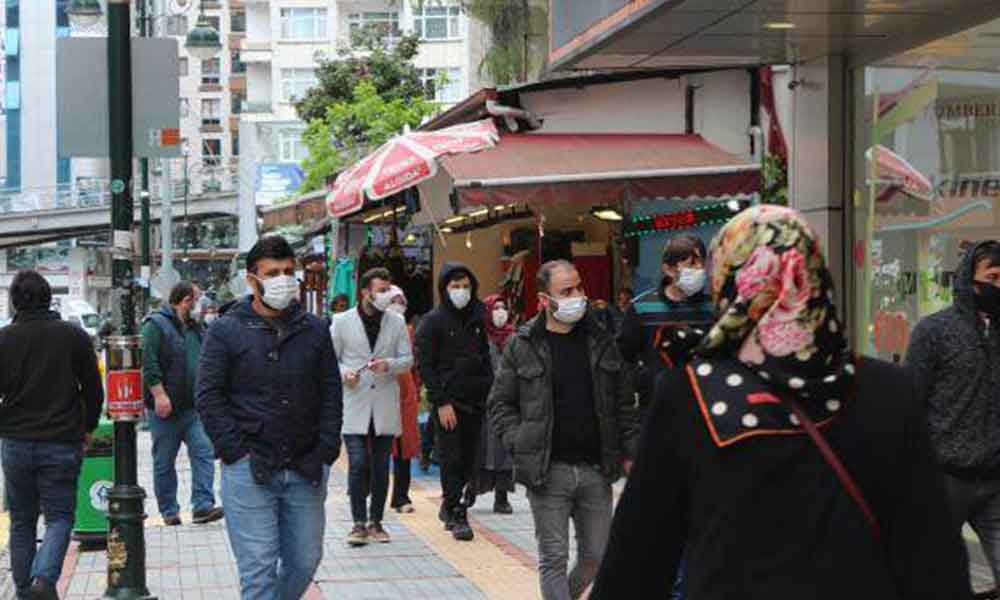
[
  {"xmin": 907, "ymin": 239, "xmax": 1000, "ymax": 584},
  {"xmin": 414, "ymin": 262, "xmax": 493, "ymax": 541}
]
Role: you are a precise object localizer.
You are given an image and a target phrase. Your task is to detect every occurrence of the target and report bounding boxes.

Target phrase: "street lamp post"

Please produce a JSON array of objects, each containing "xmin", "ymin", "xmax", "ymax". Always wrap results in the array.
[
  {"xmin": 66, "ymin": 1, "xmax": 222, "ymax": 597},
  {"xmin": 103, "ymin": 1, "xmax": 153, "ymax": 598}
]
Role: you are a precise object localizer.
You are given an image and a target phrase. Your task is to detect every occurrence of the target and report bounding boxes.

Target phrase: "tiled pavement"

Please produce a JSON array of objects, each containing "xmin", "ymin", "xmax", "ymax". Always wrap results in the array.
[{"xmin": 0, "ymin": 429, "xmax": 994, "ymax": 598}]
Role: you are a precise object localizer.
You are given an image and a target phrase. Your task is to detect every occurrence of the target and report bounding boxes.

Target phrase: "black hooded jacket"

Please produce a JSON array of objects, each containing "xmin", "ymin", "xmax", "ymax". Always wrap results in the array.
[
  {"xmin": 414, "ymin": 262, "xmax": 493, "ymax": 413},
  {"xmin": 906, "ymin": 240, "xmax": 1000, "ymax": 476}
]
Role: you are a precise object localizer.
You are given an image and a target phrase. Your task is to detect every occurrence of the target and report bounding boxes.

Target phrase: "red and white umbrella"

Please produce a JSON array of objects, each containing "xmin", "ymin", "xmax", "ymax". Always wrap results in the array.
[
  {"xmin": 866, "ymin": 145, "xmax": 934, "ymax": 201},
  {"xmin": 327, "ymin": 118, "xmax": 500, "ymax": 218}
]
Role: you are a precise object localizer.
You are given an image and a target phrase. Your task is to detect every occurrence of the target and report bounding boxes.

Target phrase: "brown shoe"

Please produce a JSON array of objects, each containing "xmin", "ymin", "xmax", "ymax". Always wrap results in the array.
[
  {"xmin": 192, "ymin": 507, "xmax": 225, "ymax": 525},
  {"xmin": 347, "ymin": 523, "xmax": 369, "ymax": 547},
  {"xmin": 163, "ymin": 515, "xmax": 182, "ymax": 527},
  {"xmin": 368, "ymin": 521, "xmax": 391, "ymax": 544}
]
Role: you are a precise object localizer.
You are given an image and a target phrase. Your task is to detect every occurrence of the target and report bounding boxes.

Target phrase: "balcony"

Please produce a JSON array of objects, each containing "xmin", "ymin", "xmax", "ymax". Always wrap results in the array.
[
  {"xmin": 240, "ymin": 39, "xmax": 272, "ymax": 63},
  {"xmin": 242, "ymin": 101, "xmax": 273, "ymax": 115}
]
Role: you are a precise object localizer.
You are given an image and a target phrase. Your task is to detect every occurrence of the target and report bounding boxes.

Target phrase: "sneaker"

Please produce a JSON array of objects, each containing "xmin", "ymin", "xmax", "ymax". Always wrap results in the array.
[
  {"xmin": 493, "ymin": 501, "xmax": 514, "ymax": 515},
  {"xmin": 395, "ymin": 503, "xmax": 415, "ymax": 514},
  {"xmin": 163, "ymin": 515, "xmax": 182, "ymax": 527},
  {"xmin": 451, "ymin": 509, "xmax": 474, "ymax": 542},
  {"xmin": 346, "ymin": 523, "xmax": 369, "ymax": 547},
  {"xmin": 192, "ymin": 507, "xmax": 225, "ymax": 525},
  {"xmin": 28, "ymin": 577, "xmax": 57, "ymax": 600},
  {"xmin": 368, "ymin": 522, "xmax": 391, "ymax": 544}
]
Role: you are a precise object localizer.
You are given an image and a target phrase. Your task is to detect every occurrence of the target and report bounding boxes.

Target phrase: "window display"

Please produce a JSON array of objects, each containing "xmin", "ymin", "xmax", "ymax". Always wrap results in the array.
[{"xmin": 853, "ymin": 17, "xmax": 1000, "ymax": 361}]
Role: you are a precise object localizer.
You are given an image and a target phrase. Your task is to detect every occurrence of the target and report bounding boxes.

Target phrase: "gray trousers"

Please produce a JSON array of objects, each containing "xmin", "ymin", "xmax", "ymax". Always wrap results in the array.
[
  {"xmin": 527, "ymin": 462, "xmax": 613, "ymax": 600},
  {"xmin": 944, "ymin": 474, "xmax": 1000, "ymax": 583}
]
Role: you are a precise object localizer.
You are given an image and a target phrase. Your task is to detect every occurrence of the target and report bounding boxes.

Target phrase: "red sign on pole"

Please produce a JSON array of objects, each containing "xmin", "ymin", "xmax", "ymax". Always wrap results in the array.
[{"xmin": 107, "ymin": 369, "xmax": 144, "ymax": 422}]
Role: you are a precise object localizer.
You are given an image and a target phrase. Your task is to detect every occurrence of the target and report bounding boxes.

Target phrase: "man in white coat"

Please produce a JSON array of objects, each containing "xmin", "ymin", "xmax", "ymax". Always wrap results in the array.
[{"xmin": 331, "ymin": 267, "xmax": 413, "ymax": 547}]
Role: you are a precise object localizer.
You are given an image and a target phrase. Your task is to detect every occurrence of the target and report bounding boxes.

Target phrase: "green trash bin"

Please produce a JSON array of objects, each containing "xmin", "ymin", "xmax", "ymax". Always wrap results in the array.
[{"xmin": 73, "ymin": 419, "xmax": 114, "ymax": 548}]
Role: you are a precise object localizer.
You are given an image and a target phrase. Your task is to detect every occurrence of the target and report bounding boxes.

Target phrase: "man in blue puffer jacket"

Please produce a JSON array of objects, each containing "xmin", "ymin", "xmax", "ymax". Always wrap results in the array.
[{"xmin": 196, "ymin": 235, "xmax": 343, "ymax": 600}]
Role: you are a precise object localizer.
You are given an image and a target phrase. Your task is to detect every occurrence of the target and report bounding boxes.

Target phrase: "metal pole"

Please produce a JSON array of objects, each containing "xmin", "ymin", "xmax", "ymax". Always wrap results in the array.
[
  {"xmin": 162, "ymin": 158, "xmax": 173, "ymax": 274},
  {"xmin": 105, "ymin": 1, "xmax": 155, "ymax": 598},
  {"xmin": 138, "ymin": 0, "xmax": 151, "ymax": 317}
]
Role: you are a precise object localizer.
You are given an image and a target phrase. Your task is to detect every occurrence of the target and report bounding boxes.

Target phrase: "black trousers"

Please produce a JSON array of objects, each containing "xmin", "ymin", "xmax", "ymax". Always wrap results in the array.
[
  {"xmin": 390, "ymin": 438, "xmax": 413, "ymax": 509},
  {"xmin": 435, "ymin": 408, "xmax": 482, "ymax": 513}
]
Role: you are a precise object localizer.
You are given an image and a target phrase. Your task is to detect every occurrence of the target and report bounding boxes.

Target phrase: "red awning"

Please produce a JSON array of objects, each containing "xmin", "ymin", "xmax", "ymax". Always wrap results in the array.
[{"xmin": 440, "ymin": 133, "xmax": 760, "ymax": 207}]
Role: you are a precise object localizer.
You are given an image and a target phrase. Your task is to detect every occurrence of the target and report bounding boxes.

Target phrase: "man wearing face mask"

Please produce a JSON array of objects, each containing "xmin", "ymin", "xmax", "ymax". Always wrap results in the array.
[
  {"xmin": 907, "ymin": 240, "xmax": 1000, "ymax": 583},
  {"xmin": 141, "ymin": 281, "xmax": 224, "ymax": 527},
  {"xmin": 415, "ymin": 262, "xmax": 493, "ymax": 542},
  {"xmin": 330, "ymin": 268, "xmax": 413, "ymax": 547},
  {"xmin": 489, "ymin": 260, "xmax": 639, "ymax": 600},
  {"xmin": 196, "ymin": 236, "xmax": 343, "ymax": 599},
  {"xmin": 618, "ymin": 234, "xmax": 715, "ymax": 425}
]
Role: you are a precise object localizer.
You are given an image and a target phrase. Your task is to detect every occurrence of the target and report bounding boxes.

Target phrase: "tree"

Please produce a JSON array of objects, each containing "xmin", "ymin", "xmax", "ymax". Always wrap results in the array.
[
  {"xmin": 295, "ymin": 30, "xmax": 439, "ymax": 193},
  {"xmin": 295, "ymin": 30, "xmax": 426, "ymax": 124},
  {"xmin": 462, "ymin": 0, "xmax": 548, "ymax": 85}
]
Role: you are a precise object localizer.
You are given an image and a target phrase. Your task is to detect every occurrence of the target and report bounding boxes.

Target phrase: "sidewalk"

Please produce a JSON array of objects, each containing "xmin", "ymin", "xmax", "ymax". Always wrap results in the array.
[
  {"xmin": 30, "ymin": 433, "xmax": 549, "ymax": 599},
  {"xmin": 0, "ymin": 431, "xmax": 993, "ymax": 598}
]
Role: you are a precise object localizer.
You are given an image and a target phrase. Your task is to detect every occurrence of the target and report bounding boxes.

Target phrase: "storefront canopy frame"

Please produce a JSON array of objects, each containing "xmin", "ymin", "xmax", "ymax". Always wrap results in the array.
[{"xmin": 440, "ymin": 133, "xmax": 760, "ymax": 209}]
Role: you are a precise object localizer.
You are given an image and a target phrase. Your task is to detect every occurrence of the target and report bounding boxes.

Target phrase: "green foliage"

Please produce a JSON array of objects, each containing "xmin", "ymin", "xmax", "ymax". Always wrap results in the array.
[
  {"xmin": 761, "ymin": 153, "xmax": 789, "ymax": 206},
  {"xmin": 300, "ymin": 80, "xmax": 438, "ymax": 192},
  {"xmin": 294, "ymin": 31, "xmax": 425, "ymax": 124},
  {"xmin": 294, "ymin": 28, "xmax": 438, "ymax": 193},
  {"xmin": 462, "ymin": 0, "xmax": 547, "ymax": 85}
]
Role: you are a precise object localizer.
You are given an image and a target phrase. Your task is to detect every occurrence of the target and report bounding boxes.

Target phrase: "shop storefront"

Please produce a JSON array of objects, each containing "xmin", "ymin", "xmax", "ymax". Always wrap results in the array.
[{"xmin": 851, "ymin": 17, "xmax": 1000, "ymax": 362}]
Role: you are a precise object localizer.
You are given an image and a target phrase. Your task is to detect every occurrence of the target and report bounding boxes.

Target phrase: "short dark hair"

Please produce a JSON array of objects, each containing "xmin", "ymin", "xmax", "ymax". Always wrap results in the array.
[
  {"xmin": 619, "ymin": 287, "xmax": 634, "ymax": 298},
  {"xmin": 973, "ymin": 242, "xmax": 1000, "ymax": 271},
  {"xmin": 330, "ymin": 294, "xmax": 349, "ymax": 309},
  {"xmin": 536, "ymin": 260, "xmax": 576, "ymax": 295},
  {"xmin": 360, "ymin": 267, "xmax": 392, "ymax": 290},
  {"xmin": 169, "ymin": 281, "xmax": 196, "ymax": 306},
  {"xmin": 10, "ymin": 270, "xmax": 52, "ymax": 312},
  {"xmin": 246, "ymin": 235, "xmax": 295, "ymax": 273},
  {"xmin": 662, "ymin": 234, "xmax": 706, "ymax": 267}
]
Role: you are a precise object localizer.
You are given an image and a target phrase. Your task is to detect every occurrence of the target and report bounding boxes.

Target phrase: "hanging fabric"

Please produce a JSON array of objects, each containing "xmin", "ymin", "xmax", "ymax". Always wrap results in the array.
[{"xmin": 332, "ymin": 257, "xmax": 358, "ymax": 308}]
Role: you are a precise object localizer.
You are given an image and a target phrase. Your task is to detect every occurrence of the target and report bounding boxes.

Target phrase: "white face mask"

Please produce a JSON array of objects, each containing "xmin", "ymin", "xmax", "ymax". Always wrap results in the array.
[
  {"xmin": 386, "ymin": 303, "xmax": 406, "ymax": 316},
  {"xmin": 492, "ymin": 308, "xmax": 509, "ymax": 328},
  {"xmin": 548, "ymin": 295, "xmax": 588, "ymax": 325},
  {"xmin": 372, "ymin": 290, "xmax": 394, "ymax": 312},
  {"xmin": 255, "ymin": 274, "xmax": 298, "ymax": 311},
  {"xmin": 449, "ymin": 288, "xmax": 471, "ymax": 310},
  {"xmin": 676, "ymin": 268, "xmax": 706, "ymax": 297},
  {"xmin": 204, "ymin": 313, "xmax": 218, "ymax": 325}
]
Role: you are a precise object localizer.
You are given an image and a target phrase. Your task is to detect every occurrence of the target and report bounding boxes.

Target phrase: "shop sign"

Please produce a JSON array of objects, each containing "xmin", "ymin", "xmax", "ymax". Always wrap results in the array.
[
  {"xmin": 625, "ymin": 200, "xmax": 746, "ymax": 238},
  {"xmin": 937, "ymin": 100, "xmax": 1000, "ymax": 121},
  {"xmin": 935, "ymin": 174, "xmax": 1000, "ymax": 199},
  {"xmin": 106, "ymin": 369, "xmax": 143, "ymax": 421}
]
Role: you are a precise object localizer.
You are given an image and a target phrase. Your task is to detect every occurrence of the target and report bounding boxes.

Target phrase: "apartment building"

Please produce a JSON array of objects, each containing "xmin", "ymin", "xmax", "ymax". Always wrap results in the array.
[
  {"xmin": 155, "ymin": 0, "xmax": 244, "ymax": 197},
  {"xmin": 239, "ymin": 0, "xmax": 485, "ymax": 213}
]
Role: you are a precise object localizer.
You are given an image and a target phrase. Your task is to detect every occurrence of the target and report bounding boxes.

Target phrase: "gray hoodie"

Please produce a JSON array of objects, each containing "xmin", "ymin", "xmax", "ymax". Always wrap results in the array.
[{"xmin": 906, "ymin": 240, "xmax": 1000, "ymax": 475}]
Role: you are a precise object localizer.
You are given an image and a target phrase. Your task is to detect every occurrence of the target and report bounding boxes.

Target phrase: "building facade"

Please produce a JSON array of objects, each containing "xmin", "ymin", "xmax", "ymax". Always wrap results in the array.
[{"xmin": 239, "ymin": 0, "xmax": 485, "ymax": 250}]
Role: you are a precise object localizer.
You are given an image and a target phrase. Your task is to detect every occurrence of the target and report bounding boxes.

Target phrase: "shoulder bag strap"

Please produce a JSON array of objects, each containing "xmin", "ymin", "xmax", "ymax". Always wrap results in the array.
[{"xmin": 784, "ymin": 393, "xmax": 881, "ymax": 540}]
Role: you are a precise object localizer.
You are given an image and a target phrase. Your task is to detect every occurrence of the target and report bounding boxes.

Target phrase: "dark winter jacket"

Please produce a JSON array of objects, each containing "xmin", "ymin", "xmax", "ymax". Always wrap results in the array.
[
  {"xmin": 141, "ymin": 305, "xmax": 202, "ymax": 414},
  {"xmin": 488, "ymin": 314, "xmax": 640, "ymax": 488},
  {"xmin": 906, "ymin": 240, "xmax": 1000, "ymax": 476},
  {"xmin": 617, "ymin": 296, "xmax": 714, "ymax": 412},
  {"xmin": 592, "ymin": 357, "xmax": 971, "ymax": 599},
  {"xmin": 195, "ymin": 297, "xmax": 343, "ymax": 486},
  {"xmin": 414, "ymin": 263, "xmax": 493, "ymax": 413},
  {"xmin": 0, "ymin": 310, "xmax": 103, "ymax": 442}
]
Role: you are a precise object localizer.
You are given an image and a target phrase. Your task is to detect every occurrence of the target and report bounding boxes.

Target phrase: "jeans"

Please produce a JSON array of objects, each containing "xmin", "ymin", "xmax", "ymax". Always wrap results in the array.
[
  {"xmin": 343, "ymin": 432, "xmax": 393, "ymax": 524},
  {"xmin": 435, "ymin": 410, "xmax": 482, "ymax": 513},
  {"xmin": 944, "ymin": 473, "xmax": 1000, "ymax": 583},
  {"xmin": 527, "ymin": 462, "xmax": 613, "ymax": 600},
  {"xmin": 1, "ymin": 439, "xmax": 82, "ymax": 597},
  {"xmin": 148, "ymin": 409, "xmax": 217, "ymax": 518},
  {"xmin": 222, "ymin": 457, "xmax": 329, "ymax": 600}
]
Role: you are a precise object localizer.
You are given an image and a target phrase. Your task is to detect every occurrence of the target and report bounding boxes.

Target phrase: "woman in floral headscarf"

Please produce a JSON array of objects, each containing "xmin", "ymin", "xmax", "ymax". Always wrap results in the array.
[{"xmin": 591, "ymin": 205, "xmax": 971, "ymax": 600}]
